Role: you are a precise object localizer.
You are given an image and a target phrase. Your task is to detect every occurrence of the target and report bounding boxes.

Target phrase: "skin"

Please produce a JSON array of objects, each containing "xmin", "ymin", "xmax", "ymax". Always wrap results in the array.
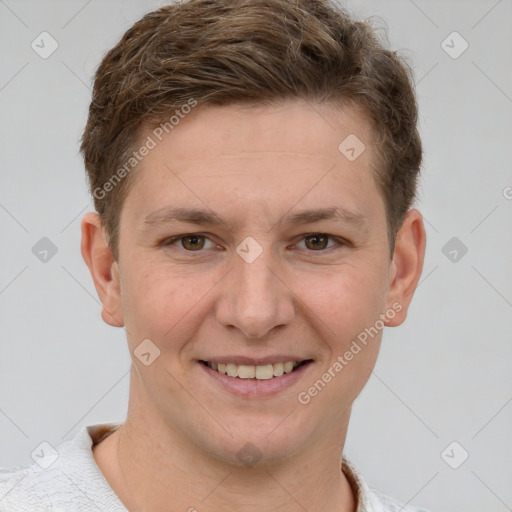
[{"xmin": 81, "ymin": 99, "xmax": 426, "ymax": 512}]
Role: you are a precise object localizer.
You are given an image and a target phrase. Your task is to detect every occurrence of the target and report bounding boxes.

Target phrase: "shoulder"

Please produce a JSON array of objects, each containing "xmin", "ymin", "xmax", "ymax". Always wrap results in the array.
[
  {"xmin": 0, "ymin": 463, "xmax": 55, "ymax": 512},
  {"xmin": 367, "ymin": 487, "xmax": 432, "ymax": 512},
  {"xmin": 342, "ymin": 456, "xmax": 431, "ymax": 512},
  {"xmin": 0, "ymin": 424, "xmax": 125, "ymax": 512}
]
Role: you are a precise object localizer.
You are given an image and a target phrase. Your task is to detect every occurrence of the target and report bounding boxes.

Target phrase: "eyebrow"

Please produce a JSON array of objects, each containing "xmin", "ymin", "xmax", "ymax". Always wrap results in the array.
[{"xmin": 143, "ymin": 206, "xmax": 367, "ymax": 231}]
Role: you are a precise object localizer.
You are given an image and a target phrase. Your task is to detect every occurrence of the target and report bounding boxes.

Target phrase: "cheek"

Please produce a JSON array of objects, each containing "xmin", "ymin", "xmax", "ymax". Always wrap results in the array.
[
  {"xmin": 119, "ymin": 262, "xmax": 218, "ymax": 350},
  {"xmin": 294, "ymin": 267, "xmax": 385, "ymax": 413},
  {"xmin": 119, "ymin": 247, "xmax": 390, "ymax": 362},
  {"xmin": 292, "ymin": 260, "xmax": 388, "ymax": 337},
  {"xmin": 292, "ymin": 261, "xmax": 387, "ymax": 394}
]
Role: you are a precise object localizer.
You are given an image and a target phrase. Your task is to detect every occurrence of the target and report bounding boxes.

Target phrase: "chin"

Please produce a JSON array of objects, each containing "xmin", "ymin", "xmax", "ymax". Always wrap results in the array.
[{"xmin": 200, "ymin": 418, "xmax": 310, "ymax": 468}]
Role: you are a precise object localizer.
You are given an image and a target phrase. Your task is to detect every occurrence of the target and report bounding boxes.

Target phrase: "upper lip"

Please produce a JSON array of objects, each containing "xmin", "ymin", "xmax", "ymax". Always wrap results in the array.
[{"xmin": 199, "ymin": 356, "xmax": 312, "ymax": 366}]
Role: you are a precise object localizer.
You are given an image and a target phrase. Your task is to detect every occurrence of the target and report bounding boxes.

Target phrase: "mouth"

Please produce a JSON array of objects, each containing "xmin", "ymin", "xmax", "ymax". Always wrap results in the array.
[{"xmin": 199, "ymin": 360, "xmax": 312, "ymax": 380}]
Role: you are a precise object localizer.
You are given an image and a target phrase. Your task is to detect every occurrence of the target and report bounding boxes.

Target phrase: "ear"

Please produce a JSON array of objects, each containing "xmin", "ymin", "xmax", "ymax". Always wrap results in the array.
[
  {"xmin": 384, "ymin": 208, "xmax": 426, "ymax": 327},
  {"xmin": 80, "ymin": 212, "xmax": 124, "ymax": 327}
]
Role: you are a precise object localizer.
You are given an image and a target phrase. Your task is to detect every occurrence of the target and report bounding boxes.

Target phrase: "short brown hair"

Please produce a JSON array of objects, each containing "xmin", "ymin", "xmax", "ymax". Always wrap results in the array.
[{"xmin": 81, "ymin": 0, "xmax": 422, "ymax": 260}]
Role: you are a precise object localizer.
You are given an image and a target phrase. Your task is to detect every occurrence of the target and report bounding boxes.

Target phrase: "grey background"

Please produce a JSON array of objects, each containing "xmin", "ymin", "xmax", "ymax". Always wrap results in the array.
[{"xmin": 1, "ymin": 1, "xmax": 511, "ymax": 511}]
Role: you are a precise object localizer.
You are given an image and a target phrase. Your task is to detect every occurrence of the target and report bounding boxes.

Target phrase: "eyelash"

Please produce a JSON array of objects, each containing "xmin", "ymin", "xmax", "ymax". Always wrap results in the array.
[{"xmin": 161, "ymin": 233, "xmax": 348, "ymax": 254}]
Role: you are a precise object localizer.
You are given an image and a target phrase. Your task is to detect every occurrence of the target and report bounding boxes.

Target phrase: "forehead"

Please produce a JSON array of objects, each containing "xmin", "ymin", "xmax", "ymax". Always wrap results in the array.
[
  {"xmin": 148, "ymin": 100, "xmax": 375, "ymax": 163},
  {"xmin": 122, "ymin": 99, "xmax": 385, "ymax": 232}
]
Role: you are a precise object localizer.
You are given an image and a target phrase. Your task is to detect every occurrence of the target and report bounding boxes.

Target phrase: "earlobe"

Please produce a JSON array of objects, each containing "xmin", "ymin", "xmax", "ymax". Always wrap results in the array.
[
  {"xmin": 80, "ymin": 212, "xmax": 124, "ymax": 328},
  {"xmin": 384, "ymin": 209, "xmax": 426, "ymax": 327}
]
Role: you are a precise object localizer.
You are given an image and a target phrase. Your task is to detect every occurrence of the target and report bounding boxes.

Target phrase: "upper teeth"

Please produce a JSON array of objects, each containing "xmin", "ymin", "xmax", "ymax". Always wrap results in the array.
[{"xmin": 208, "ymin": 361, "xmax": 300, "ymax": 380}]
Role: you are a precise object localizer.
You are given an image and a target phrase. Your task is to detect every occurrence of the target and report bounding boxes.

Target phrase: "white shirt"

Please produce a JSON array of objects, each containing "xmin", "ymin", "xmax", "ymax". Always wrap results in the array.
[{"xmin": 0, "ymin": 423, "xmax": 430, "ymax": 511}]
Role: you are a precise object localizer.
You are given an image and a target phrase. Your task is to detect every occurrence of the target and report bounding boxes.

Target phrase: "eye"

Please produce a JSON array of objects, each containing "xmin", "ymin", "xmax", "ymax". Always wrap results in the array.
[
  {"xmin": 161, "ymin": 232, "xmax": 346, "ymax": 253},
  {"xmin": 295, "ymin": 233, "xmax": 343, "ymax": 251},
  {"xmin": 163, "ymin": 234, "xmax": 216, "ymax": 251}
]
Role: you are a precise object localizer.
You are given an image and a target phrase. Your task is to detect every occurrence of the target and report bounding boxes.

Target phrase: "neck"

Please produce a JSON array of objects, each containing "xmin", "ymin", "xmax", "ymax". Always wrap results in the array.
[{"xmin": 94, "ymin": 380, "xmax": 357, "ymax": 512}]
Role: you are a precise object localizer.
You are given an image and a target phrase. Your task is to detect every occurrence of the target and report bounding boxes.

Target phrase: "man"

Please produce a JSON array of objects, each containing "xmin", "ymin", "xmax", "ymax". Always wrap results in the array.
[{"xmin": 0, "ymin": 0, "xmax": 429, "ymax": 510}]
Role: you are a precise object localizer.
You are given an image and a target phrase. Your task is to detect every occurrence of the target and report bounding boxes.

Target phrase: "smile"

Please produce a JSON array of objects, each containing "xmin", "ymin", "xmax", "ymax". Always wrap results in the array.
[{"xmin": 202, "ymin": 360, "xmax": 309, "ymax": 380}]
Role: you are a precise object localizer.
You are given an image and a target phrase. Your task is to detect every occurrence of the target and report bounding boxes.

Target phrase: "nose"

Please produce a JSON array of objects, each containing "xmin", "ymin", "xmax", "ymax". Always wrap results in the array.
[{"xmin": 215, "ymin": 245, "xmax": 295, "ymax": 340}]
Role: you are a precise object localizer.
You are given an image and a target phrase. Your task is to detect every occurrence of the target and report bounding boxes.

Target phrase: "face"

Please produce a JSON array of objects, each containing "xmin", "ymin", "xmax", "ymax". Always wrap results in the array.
[{"xmin": 86, "ymin": 99, "xmax": 421, "ymax": 465}]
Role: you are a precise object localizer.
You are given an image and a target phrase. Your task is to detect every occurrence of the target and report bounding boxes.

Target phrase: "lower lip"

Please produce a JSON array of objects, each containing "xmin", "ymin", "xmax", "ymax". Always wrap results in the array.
[{"xmin": 199, "ymin": 361, "xmax": 313, "ymax": 398}]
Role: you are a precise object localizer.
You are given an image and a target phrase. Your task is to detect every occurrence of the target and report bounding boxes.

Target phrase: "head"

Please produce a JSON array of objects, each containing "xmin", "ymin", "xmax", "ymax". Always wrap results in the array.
[
  {"xmin": 81, "ymin": 0, "xmax": 425, "ymax": 465},
  {"xmin": 82, "ymin": 0, "xmax": 422, "ymax": 261}
]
